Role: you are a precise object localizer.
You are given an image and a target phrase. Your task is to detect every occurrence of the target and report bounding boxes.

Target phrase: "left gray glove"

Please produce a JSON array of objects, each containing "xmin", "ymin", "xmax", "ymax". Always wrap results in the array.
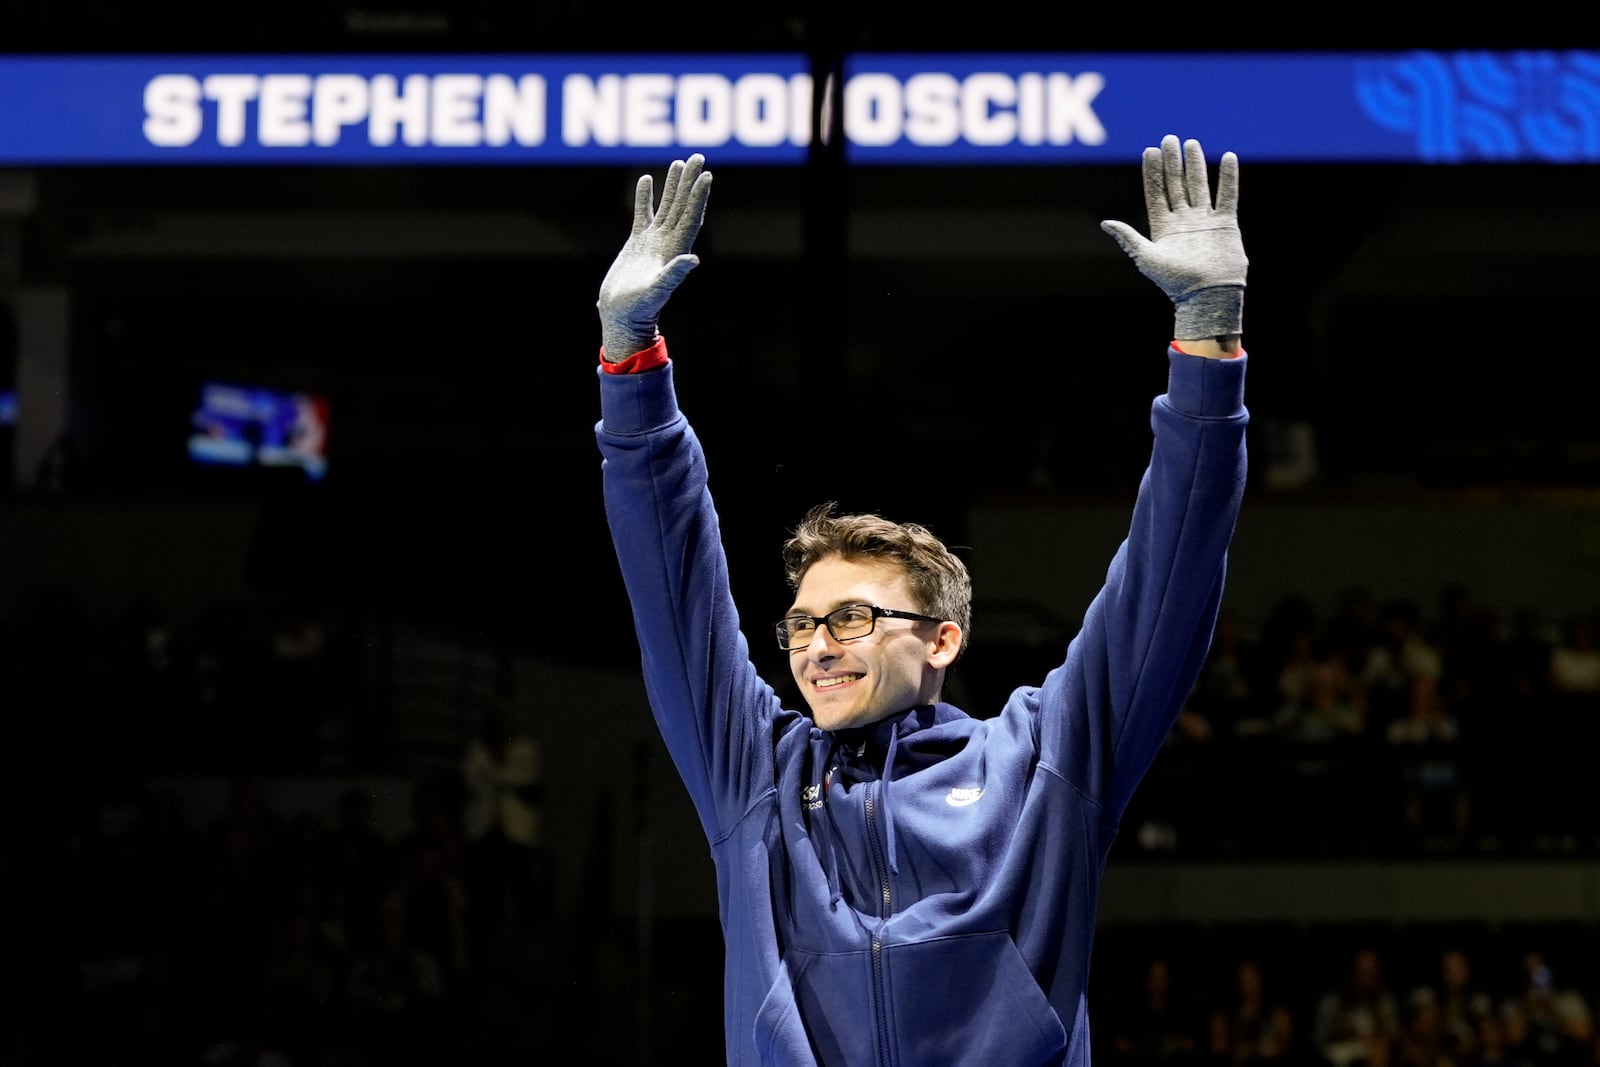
[
  {"xmin": 597, "ymin": 153, "xmax": 713, "ymax": 362},
  {"xmin": 1100, "ymin": 134, "xmax": 1247, "ymax": 340}
]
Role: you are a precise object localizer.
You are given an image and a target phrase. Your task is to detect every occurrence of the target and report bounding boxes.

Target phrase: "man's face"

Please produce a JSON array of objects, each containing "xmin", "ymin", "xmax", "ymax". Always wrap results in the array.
[{"xmin": 786, "ymin": 555, "xmax": 956, "ymax": 732}]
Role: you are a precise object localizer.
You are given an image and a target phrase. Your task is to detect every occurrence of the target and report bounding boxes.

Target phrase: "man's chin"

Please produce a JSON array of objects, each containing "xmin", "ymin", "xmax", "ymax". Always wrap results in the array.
[{"xmin": 809, "ymin": 700, "xmax": 860, "ymax": 732}]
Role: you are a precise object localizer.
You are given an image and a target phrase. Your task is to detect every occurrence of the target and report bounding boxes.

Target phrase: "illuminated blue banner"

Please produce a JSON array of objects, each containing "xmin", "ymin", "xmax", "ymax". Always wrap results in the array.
[
  {"xmin": 846, "ymin": 51, "xmax": 1600, "ymax": 164},
  {"xmin": 1, "ymin": 51, "xmax": 1596, "ymax": 165}
]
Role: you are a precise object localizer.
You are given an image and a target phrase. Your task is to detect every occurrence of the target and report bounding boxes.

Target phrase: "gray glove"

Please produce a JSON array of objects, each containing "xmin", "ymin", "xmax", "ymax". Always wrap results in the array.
[
  {"xmin": 597, "ymin": 153, "xmax": 713, "ymax": 362},
  {"xmin": 1100, "ymin": 134, "xmax": 1246, "ymax": 339}
]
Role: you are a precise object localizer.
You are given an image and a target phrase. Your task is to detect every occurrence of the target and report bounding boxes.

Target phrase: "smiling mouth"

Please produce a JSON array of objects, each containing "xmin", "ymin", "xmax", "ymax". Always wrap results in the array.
[{"xmin": 812, "ymin": 674, "xmax": 863, "ymax": 690}]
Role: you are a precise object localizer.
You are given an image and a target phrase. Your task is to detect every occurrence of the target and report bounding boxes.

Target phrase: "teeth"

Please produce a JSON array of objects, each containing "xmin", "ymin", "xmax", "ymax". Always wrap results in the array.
[{"xmin": 814, "ymin": 675, "xmax": 860, "ymax": 689}]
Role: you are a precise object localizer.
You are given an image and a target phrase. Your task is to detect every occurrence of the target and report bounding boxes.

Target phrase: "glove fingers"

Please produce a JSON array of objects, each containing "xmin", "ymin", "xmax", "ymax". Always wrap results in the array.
[
  {"xmin": 1140, "ymin": 143, "xmax": 1168, "ymax": 219},
  {"xmin": 1158, "ymin": 134, "xmax": 1184, "ymax": 212},
  {"xmin": 655, "ymin": 158, "xmax": 686, "ymax": 230},
  {"xmin": 657, "ymin": 254, "xmax": 702, "ymax": 291},
  {"xmin": 1099, "ymin": 220, "xmax": 1147, "ymax": 258},
  {"xmin": 662, "ymin": 154, "xmax": 706, "ymax": 232},
  {"xmin": 631, "ymin": 174, "xmax": 655, "ymax": 237},
  {"xmin": 663, "ymin": 170, "xmax": 712, "ymax": 249},
  {"xmin": 1182, "ymin": 138, "xmax": 1209, "ymax": 210},
  {"xmin": 1213, "ymin": 152, "xmax": 1241, "ymax": 218},
  {"xmin": 681, "ymin": 169, "xmax": 713, "ymax": 237}
]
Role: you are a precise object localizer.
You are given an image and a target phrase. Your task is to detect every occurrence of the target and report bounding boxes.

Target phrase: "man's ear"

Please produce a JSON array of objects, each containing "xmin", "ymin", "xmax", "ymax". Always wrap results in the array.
[{"xmin": 928, "ymin": 621, "xmax": 963, "ymax": 670}]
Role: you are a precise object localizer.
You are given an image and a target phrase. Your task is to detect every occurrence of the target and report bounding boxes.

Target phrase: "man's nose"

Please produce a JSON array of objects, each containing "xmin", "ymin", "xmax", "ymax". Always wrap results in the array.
[{"xmin": 803, "ymin": 622, "xmax": 844, "ymax": 658}]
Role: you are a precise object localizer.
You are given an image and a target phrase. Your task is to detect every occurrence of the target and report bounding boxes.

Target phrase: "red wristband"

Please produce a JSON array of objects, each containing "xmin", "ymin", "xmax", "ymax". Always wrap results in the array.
[
  {"xmin": 1171, "ymin": 340, "xmax": 1243, "ymax": 360},
  {"xmin": 599, "ymin": 336, "xmax": 669, "ymax": 374}
]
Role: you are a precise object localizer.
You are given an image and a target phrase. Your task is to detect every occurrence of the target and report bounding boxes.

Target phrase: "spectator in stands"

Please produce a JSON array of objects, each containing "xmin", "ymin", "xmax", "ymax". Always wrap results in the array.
[
  {"xmin": 1497, "ymin": 1000, "xmax": 1536, "ymax": 1066},
  {"xmin": 1189, "ymin": 610, "xmax": 1269, "ymax": 738},
  {"xmin": 1505, "ymin": 952, "xmax": 1593, "ymax": 1067},
  {"xmin": 1493, "ymin": 607, "xmax": 1555, "ymax": 719},
  {"xmin": 1207, "ymin": 956, "xmax": 1296, "ymax": 1066},
  {"xmin": 1393, "ymin": 987, "xmax": 1454, "ymax": 1067},
  {"xmin": 1257, "ymin": 594, "xmax": 1318, "ymax": 691},
  {"xmin": 1385, "ymin": 676, "xmax": 1459, "ymax": 746},
  {"xmin": 1313, "ymin": 946, "xmax": 1401, "ymax": 1067},
  {"xmin": 1534, "ymin": 611, "xmax": 1600, "ymax": 845},
  {"xmin": 463, "ymin": 695, "xmax": 548, "ymax": 945},
  {"xmin": 1109, "ymin": 956, "xmax": 1203, "ymax": 1067},
  {"xmin": 1360, "ymin": 599, "xmax": 1443, "ymax": 736},
  {"xmin": 1272, "ymin": 618, "xmax": 1322, "ymax": 727},
  {"xmin": 1547, "ymin": 610, "xmax": 1600, "ymax": 704},
  {"xmin": 1410, "ymin": 947, "xmax": 1494, "ymax": 1061},
  {"xmin": 1385, "ymin": 675, "xmax": 1470, "ymax": 846},
  {"xmin": 1461, "ymin": 1009, "xmax": 1532, "ymax": 1067},
  {"xmin": 1276, "ymin": 640, "xmax": 1368, "ymax": 745}
]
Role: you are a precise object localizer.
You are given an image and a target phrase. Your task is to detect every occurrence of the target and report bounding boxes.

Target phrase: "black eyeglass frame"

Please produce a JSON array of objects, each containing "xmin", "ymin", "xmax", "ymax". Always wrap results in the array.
[{"xmin": 775, "ymin": 603, "xmax": 944, "ymax": 651}]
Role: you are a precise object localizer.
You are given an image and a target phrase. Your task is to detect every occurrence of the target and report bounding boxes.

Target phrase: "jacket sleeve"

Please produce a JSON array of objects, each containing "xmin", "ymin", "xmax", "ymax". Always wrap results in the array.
[
  {"xmin": 595, "ymin": 360, "xmax": 788, "ymax": 843},
  {"xmin": 1037, "ymin": 347, "xmax": 1248, "ymax": 826}
]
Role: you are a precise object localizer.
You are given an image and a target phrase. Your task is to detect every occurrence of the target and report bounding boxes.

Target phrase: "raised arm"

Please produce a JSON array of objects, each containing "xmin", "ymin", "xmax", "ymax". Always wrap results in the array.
[
  {"xmin": 1042, "ymin": 134, "xmax": 1250, "ymax": 821},
  {"xmin": 593, "ymin": 155, "xmax": 787, "ymax": 842}
]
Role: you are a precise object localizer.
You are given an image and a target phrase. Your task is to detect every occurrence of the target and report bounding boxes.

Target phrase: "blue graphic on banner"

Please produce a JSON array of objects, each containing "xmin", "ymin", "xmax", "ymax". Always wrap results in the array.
[
  {"xmin": 1353, "ymin": 51, "xmax": 1600, "ymax": 162},
  {"xmin": 1, "ymin": 51, "xmax": 1597, "ymax": 165}
]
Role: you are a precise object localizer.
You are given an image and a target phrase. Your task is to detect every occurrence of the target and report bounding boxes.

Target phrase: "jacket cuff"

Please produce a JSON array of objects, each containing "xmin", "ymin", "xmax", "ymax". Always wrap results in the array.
[
  {"xmin": 1165, "ymin": 347, "xmax": 1247, "ymax": 418},
  {"xmin": 598, "ymin": 356, "xmax": 680, "ymax": 434}
]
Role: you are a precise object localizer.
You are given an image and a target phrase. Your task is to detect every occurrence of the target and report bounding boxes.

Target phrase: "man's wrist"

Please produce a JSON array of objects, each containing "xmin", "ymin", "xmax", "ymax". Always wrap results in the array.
[
  {"xmin": 1172, "ymin": 287, "xmax": 1245, "ymax": 341},
  {"xmin": 1173, "ymin": 335, "xmax": 1243, "ymax": 360},
  {"xmin": 599, "ymin": 335, "xmax": 670, "ymax": 374}
]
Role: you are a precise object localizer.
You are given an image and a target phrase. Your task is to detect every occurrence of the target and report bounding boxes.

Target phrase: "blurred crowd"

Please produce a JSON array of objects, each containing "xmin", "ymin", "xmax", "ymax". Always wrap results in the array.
[
  {"xmin": 1094, "ymin": 932, "xmax": 1600, "ymax": 1067},
  {"xmin": 1, "ymin": 576, "xmax": 1598, "ymax": 1064},
  {"xmin": 1, "ymin": 751, "xmax": 574, "ymax": 1065},
  {"xmin": 1121, "ymin": 585, "xmax": 1600, "ymax": 858}
]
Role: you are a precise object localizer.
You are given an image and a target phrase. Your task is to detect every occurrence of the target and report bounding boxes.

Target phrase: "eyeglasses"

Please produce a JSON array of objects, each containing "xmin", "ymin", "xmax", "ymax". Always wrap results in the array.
[{"xmin": 775, "ymin": 603, "xmax": 943, "ymax": 651}]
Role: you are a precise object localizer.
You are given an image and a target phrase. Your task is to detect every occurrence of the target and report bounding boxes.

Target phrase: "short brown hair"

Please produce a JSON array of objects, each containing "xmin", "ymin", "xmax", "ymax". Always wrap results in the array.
[{"xmin": 782, "ymin": 502, "xmax": 971, "ymax": 652}]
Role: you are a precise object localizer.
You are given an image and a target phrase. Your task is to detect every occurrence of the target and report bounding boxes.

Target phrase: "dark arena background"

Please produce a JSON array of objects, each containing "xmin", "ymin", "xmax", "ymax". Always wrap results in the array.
[{"xmin": 3, "ymin": 6, "xmax": 1599, "ymax": 1066}]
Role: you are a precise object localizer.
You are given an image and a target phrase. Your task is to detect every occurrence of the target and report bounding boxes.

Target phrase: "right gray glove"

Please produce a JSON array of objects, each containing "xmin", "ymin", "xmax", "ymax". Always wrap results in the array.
[
  {"xmin": 1100, "ymin": 134, "xmax": 1246, "ymax": 340},
  {"xmin": 597, "ymin": 153, "xmax": 713, "ymax": 362}
]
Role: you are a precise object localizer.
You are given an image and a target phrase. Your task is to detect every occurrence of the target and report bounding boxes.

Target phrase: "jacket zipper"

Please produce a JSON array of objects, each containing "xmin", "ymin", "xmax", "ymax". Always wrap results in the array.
[{"xmin": 866, "ymin": 780, "xmax": 892, "ymax": 1065}]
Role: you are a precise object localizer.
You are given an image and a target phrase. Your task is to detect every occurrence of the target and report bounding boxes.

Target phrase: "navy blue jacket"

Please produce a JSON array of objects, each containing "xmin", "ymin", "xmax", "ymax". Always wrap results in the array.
[{"xmin": 596, "ymin": 347, "xmax": 1248, "ymax": 1066}]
